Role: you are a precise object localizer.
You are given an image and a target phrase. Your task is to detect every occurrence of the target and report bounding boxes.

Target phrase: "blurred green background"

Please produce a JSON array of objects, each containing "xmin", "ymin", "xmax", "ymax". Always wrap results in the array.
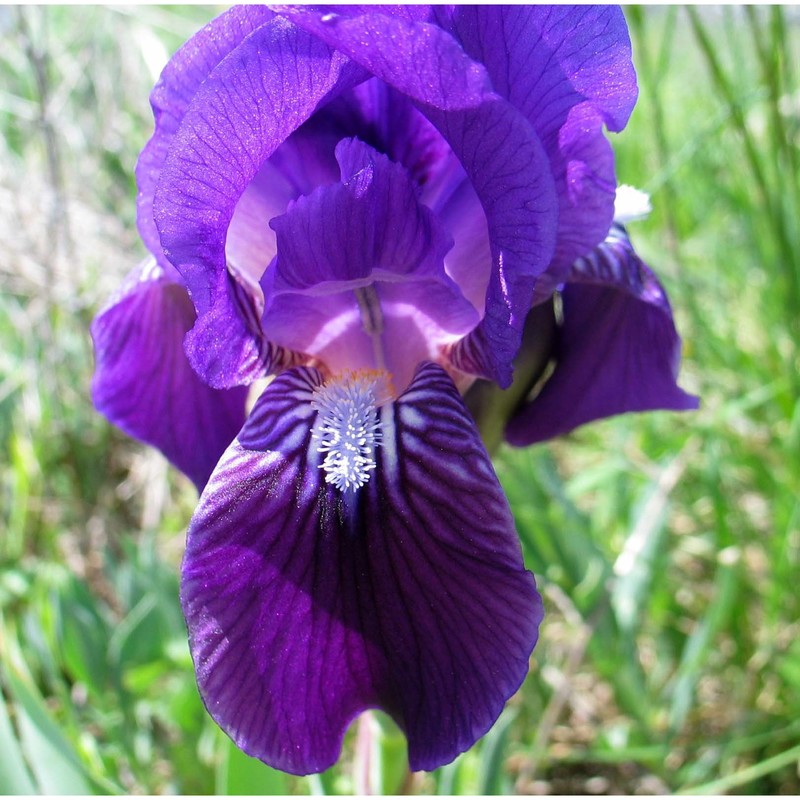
[{"xmin": 1, "ymin": 5, "xmax": 799, "ymax": 795}]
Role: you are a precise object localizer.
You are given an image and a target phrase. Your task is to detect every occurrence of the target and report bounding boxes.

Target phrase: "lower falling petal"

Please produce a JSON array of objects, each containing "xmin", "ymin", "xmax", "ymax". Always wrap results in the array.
[{"xmin": 181, "ymin": 363, "xmax": 543, "ymax": 775}]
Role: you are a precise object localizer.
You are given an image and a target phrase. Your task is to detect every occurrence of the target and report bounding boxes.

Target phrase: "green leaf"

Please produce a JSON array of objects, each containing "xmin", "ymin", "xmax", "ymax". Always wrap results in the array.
[
  {"xmin": 668, "ymin": 556, "xmax": 741, "ymax": 732},
  {"xmin": 372, "ymin": 710, "xmax": 408, "ymax": 795},
  {"xmin": 108, "ymin": 592, "xmax": 162, "ymax": 668},
  {"xmin": 56, "ymin": 577, "xmax": 110, "ymax": 693},
  {"xmin": 2, "ymin": 667, "xmax": 94, "ymax": 795},
  {"xmin": 611, "ymin": 447, "xmax": 691, "ymax": 636},
  {"xmin": 215, "ymin": 733, "xmax": 290, "ymax": 795},
  {"xmin": 477, "ymin": 708, "xmax": 515, "ymax": 795},
  {"xmin": 0, "ymin": 680, "xmax": 36, "ymax": 794},
  {"xmin": 678, "ymin": 742, "xmax": 800, "ymax": 795}
]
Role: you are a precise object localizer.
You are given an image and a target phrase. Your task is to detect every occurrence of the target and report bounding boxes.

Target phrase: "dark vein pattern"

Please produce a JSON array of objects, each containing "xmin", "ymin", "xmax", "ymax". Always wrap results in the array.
[{"xmin": 181, "ymin": 363, "xmax": 542, "ymax": 774}]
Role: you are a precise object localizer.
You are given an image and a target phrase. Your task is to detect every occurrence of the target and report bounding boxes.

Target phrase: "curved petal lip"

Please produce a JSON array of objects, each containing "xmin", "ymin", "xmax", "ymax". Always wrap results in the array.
[
  {"xmin": 136, "ymin": 7, "xmax": 275, "ymax": 267},
  {"xmin": 150, "ymin": 18, "xmax": 369, "ymax": 386}
]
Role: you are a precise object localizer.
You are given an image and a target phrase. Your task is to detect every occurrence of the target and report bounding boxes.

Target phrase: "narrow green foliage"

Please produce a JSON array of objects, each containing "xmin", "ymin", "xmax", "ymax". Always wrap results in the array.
[
  {"xmin": 1, "ymin": 668, "xmax": 95, "ymax": 795},
  {"xmin": 0, "ymin": 682, "xmax": 37, "ymax": 794},
  {"xmin": 215, "ymin": 734, "xmax": 291, "ymax": 796}
]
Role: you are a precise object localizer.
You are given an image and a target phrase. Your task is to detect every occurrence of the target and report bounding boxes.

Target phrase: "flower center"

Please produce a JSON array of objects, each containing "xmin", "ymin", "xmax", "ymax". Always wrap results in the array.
[{"xmin": 311, "ymin": 370, "xmax": 391, "ymax": 492}]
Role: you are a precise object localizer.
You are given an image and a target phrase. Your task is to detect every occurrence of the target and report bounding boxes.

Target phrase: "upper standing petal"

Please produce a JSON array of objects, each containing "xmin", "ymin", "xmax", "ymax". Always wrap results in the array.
[
  {"xmin": 152, "ymin": 16, "xmax": 368, "ymax": 388},
  {"xmin": 90, "ymin": 259, "xmax": 247, "ymax": 491},
  {"xmin": 181, "ymin": 363, "xmax": 542, "ymax": 775},
  {"xmin": 440, "ymin": 5, "xmax": 638, "ymax": 276},
  {"xmin": 437, "ymin": 6, "xmax": 636, "ymax": 134},
  {"xmin": 277, "ymin": 7, "xmax": 561, "ymax": 386},
  {"xmin": 272, "ymin": 7, "xmax": 492, "ymax": 111},
  {"xmin": 425, "ymin": 99, "xmax": 557, "ymax": 386},
  {"xmin": 136, "ymin": 6, "xmax": 274, "ymax": 266},
  {"xmin": 506, "ymin": 225, "xmax": 699, "ymax": 446}
]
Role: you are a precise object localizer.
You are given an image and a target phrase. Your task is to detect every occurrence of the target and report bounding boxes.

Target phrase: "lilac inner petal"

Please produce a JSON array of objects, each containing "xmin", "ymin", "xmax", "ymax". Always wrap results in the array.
[
  {"xmin": 90, "ymin": 260, "xmax": 247, "ymax": 491},
  {"xmin": 181, "ymin": 363, "xmax": 542, "ymax": 775},
  {"xmin": 262, "ymin": 139, "xmax": 479, "ymax": 390},
  {"xmin": 436, "ymin": 174, "xmax": 492, "ymax": 314}
]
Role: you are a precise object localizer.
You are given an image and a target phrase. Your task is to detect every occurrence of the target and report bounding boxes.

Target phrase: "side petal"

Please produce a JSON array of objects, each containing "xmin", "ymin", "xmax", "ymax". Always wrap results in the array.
[
  {"xmin": 154, "ymin": 16, "xmax": 368, "ymax": 386},
  {"xmin": 439, "ymin": 6, "xmax": 637, "ymax": 271},
  {"xmin": 136, "ymin": 7, "xmax": 274, "ymax": 265},
  {"xmin": 90, "ymin": 260, "xmax": 247, "ymax": 491},
  {"xmin": 181, "ymin": 363, "xmax": 542, "ymax": 775},
  {"xmin": 506, "ymin": 226, "xmax": 698, "ymax": 446},
  {"xmin": 182, "ymin": 262, "xmax": 302, "ymax": 391}
]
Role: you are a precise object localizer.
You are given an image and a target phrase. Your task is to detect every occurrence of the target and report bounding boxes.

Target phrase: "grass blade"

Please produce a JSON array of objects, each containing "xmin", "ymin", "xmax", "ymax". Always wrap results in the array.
[
  {"xmin": 215, "ymin": 733, "xmax": 290, "ymax": 796},
  {"xmin": 2, "ymin": 667, "xmax": 93, "ymax": 794},
  {"xmin": 678, "ymin": 742, "xmax": 800, "ymax": 795},
  {"xmin": 0, "ymin": 680, "xmax": 37, "ymax": 794}
]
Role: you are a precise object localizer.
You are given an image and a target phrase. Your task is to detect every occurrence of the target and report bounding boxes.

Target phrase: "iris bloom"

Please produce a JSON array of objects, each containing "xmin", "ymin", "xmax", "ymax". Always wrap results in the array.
[{"xmin": 91, "ymin": 5, "xmax": 696, "ymax": 775}]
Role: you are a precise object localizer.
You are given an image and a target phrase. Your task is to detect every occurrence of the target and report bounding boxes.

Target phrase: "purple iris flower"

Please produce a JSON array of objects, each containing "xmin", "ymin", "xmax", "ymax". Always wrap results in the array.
[{"xmin": 91, "ymin": 5, "xmax": 697, "ymax": 776}]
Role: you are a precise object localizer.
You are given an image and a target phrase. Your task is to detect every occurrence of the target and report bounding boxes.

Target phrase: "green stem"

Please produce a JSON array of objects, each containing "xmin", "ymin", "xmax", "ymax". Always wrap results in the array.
[
  {"xmin": 677, "ymin": 742, "xmax": 800, "ymax": 795},
  {"xmin": 465, "ymin": 300, "xmax": 557, "ymax": 456}
]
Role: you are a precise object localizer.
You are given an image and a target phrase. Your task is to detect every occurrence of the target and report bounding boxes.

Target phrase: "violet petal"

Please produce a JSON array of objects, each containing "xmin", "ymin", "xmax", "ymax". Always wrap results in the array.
[
  {"xmin": 274, "ymin": 8, "xmax": 492, "ymax": 111},
  {"xmin": 278, "ymin": 7, "xmax": 560, "ymax": 386},
  {"xmin": 153, "ymin": 17, "xmax": 368, "ymax": 387},
  {"xmin": 506, "ymin": 225, "xmax": 699, "ymax": 446},
  {"xmin": 182, "ymin": 262, "xmax": 301, "ymax": 391},
  {"xmin": 439, "ymin": 6, "xmax": 638, "ymax": 279},
  {"xmin": 181, "ymin": 363, "xmax": 542, "ymax": 775},
  {"xmin": 136, "ymin": 7, "xmax": 274, "ymax": 266},
  {"xmin": 427, "ymin": 99, "xmax": 558, "ymax": 386},
  {"xmin": 90, "ymin": 260, "xmax": 247, "ymax": 491}
]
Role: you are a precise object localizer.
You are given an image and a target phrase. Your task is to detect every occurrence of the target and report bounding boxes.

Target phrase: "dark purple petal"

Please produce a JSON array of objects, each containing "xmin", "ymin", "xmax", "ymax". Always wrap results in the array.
[
  {"xmin": 439, "ymin": 6, "xmax": 637, "ymax": 277},
  {"xmin": 181, "ymin": 363, "xmax": 542, "ymax": 775},
  {"xmin": 136, "ymin": 7, "xmax": 274, "ymax": 265},
  {"xmin": 262, "ymin": 139, "xmax": 479, "ymax": 390},
  {"xmin": 506, "ymin": 226, "xmax": 699, "ymax": 446},
  {"xmin": 153, "ymin": 17, "xmax": 368, "ymax": 386},
  {"xmin": 90, "ymin": 260, "xmax": 247, "ymax": 491}
]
